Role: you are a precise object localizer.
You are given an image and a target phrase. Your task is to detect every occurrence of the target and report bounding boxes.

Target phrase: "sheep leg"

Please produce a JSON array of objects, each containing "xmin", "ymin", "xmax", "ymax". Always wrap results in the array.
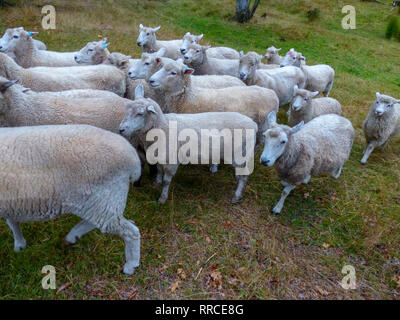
[
  {"xmin": 272, "ymin": 183, "xmax": 296, "ymax": 215},
  {"xmin": 302, "ymin": 175, "xmax": 311, "ymax": 184},
  {"xmin": 332, "ymin": 165, "xmax": 343, "ymax": 179},
  {"xmin": 323, "ymin": 80, "xmax": 334, "ymax": 97},
  {"xmin": 6, "ymin": 219, "xmax": 26, "ymax": 252},
  {"xmin": 361, "ymin": 142, "xmax": 376, "ymax": 164},
  {"xmin": 210, "ymin": 164, "xmax": 219, "ymax": 173},
  {"xmin": 106, "ymin": 217, "xmax": 140, "ymax": 275},
  {"xmin": 155, "ymin": 165, "xmax": 163, "ymax": 186},
  {"xmin": 158, "ymin": 172, "xmax": 174, "ymax": 204},
  {"xmin": 231, "ymin": 175, "xmax": 248, "ymax": 204},
  {"xmin": 65, "ymin": 220, "xmax": 96, "ymax": 245}
]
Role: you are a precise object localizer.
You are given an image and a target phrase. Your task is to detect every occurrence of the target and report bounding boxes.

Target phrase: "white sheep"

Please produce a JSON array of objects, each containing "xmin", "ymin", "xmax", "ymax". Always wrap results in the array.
[
  {"xmin": 239, "ymin": 51, "xmax": 306, "ymax": 106},
  {"xmin": 183, "ymin": 44, "xmax": 239, "ymax": 77},
  {"xmin": 129, "ymin": 52, "xmax": 245, "ymax": 90},
  {"xmin": 179, "ymin": 32, "xmax": 239, "ymax": 59},
  {"xmin": 280, "ymin": 49, "xmax": 335, "ymax": 97},
  {"xmin": 2, "ymin": 29, "xmax": 76, "ymax": 68},
  {"xmin": 264, "ymin": 46, "xmax": 283, "ymax": 65},
  {"xmin": 361, "ymin": 92, "xmax": 400, "ymax": 164},
  {"xmin": 0, "ymin": 52, "xmax": 126, "ymax": 96},
  {"xmin": 260, "ymin": 111, "xmax": 354, "ymax": 214},
  {"xmin": 120, "ymin": 85, "xmax": 257, "ymax": 204},
  {"xmin": 137, "ymin": 24, "xmax": 182, "ymax": 60},
  {"xmin": 0, "ymin": 124, "xmax": 141, "ymax": 274},
  {"xmin": 0, "ymin": 27, "xmax": 46, "ymax": 60},
  {"xmin": 148, "ymin": 59, "xmax": 279, "ymax": 144},
  {"xmin": 288, "ymin": 85, "xmax": 342, "ymax": 126}
]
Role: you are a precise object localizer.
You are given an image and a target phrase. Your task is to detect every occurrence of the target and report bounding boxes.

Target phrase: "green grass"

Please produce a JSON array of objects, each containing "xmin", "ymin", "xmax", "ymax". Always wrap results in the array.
[{"xmin": 0, "ymin": 0, "xmax": 400, "ymax": 299}]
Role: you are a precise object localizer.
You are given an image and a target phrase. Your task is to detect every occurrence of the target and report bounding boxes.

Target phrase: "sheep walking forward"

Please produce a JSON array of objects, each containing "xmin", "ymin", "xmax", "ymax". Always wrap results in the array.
[
  {"xmin": 119, "ymin": 85, "xmax": 257, "ymax": 204},
  {"xmin": 260, "ymin": 112, "xmax": 354, "ymax": 214},
  {"xmin": 288, "ymin": 85, "xmax": 342, "ymax": 126},
  {"xmin": 0, "ymin": 124, "xmax": 141, "ymax": 274},
  {"xmin": 361, "ymin": 93, "xmax": 400, "ymax": 164}
]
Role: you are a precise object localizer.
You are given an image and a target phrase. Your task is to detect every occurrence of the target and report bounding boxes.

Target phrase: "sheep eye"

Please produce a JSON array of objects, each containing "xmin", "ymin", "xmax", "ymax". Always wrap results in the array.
[
  {"xmin": 196, "ymin": 50, "xmax": 200, "ymax": 53},
  {"xmin": 145, "ymin": 62, "xmax": 150, "ymax": 66},
  {"xmin": 146, "ymin": 33, "xmax": 150, "ymax": 36},
  {"xmin": 13, "ymin": 35, "xmax": 18, "ymax": 39},
  {"xmin": 293, "ymin": 57, "xmax": 296, "ymax": 60},
  {"xmin": 88, "ymin": 49, "xmax": 93, "ymax": 52},
  {"xmin": 170, "ymin": 71, "xmax": 177, "ymax": 75},
  {"xmin": 304, "ymin": 98, "xmax": 308, "ymax": 101}
]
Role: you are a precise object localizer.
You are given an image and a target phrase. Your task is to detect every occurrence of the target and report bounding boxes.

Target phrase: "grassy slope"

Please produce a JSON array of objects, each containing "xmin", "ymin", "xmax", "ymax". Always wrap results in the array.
[{"xmin": 0, "ymin": 0, "xmax": 399, "ymax": 299}]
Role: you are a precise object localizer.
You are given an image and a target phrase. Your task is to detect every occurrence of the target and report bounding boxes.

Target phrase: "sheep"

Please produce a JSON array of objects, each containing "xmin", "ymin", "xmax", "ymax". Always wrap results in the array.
[
  {"xmin": 239, "ymin": 51, "xmax": 306, "ymax": 106},
  {"xmin": 0, "ymin": 124, "xmax": 141, "ymax": 275},
  {"xmin": 137, "ymin": 24, "xmax": 182, "ymax": 60},
  {"xmin": 361, "ymin": 93, "xmax": 400, "ymax": 164},
  {"xmin": 179, "ymin": 32, "xmax": 239, "ymax": 60},
  {"xmin": 3, "ymin": 29, "xmax": 76, "ymax": 68},
  {"xmin": 148, "ymin": 59, "xmax": 279, "ymax": 144},
  {"xmin": 280, "ymin": 49, "xmax": 335, "ymax": 97},
  {"xmin": 0, "ymin": 27, "xmax": 46, "ymax": 61},
  {"xmin": 119, "ymin": 85, "xmax": 257, "ymax": 204},
  {"xmin": 260, "ymin": 111, "xmax": 354, "ymax": 214},
  {"xmin": 183, "ymin": 44, "xmax": 240, "ymax": 77},
  {"xmin": 0, "ymin": 52, "xmax": 126, "ymax": 96},
  {"xmin": 288, "ymin": 85, "xmax": 342, "ymax": 126},
  {"xmin": 129, "ymin": 51, "xmax": 245, "ymax": 91},
  {"xmin": 264, "ymin": 46, "xmax": 283, "ymax": 65}
]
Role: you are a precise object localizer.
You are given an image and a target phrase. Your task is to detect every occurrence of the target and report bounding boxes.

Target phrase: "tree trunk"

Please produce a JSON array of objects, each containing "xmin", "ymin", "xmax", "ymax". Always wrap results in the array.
[{"xmin": 235, "ymin": 0, "xmax": 261, "ymax": 23}]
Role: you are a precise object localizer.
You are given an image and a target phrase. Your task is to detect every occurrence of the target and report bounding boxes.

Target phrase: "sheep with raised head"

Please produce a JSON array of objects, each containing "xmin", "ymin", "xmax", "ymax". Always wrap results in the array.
[
  {"xmin": 148, "ymin": 59, "xmax": 279, "ymax": 144},
  {"xmin": 183, "ymin": 44, "xmax": 239, "ymax": 77},
  {"xmin": 280, "ymin": 49, "xmax": 335, "ymax": 97},
  {"xmin": 137, "ymin": 24, "xmax": 182, "ymax": 60},
  {"xmin": 0, "ymin": 123, "xmax": 141, "ymax": 274},
  {"xmin": 0, "ymin": 27, "xmax": 46, "ymax": 60},
  {"xmin": 239, "ymin": 51, "xmax": 306, "ymax": 106},
  {"xmin": 120, "ymin": 85, "xmax": 257, "ymax": 204},
  {"xmin": 361, "ymin": 93, "xmax": 400, "ymax": 164},
  {"xmin": 260, "ymin": 111, "xmax": 354, "ymax": 214},
  {"xmin": 264, "ymin": 46, "xmax": 283, "ymax": 65},
  {"xmin": 288, "ymin": 85, "xmax": 342, "ymax": 126},
  {"xmin": 2, "ymin": 29, "xmax": 76, "ymax": 68},
  {"xmin": 0, "ymin": 52, "xmax": 126, "ymax": 96},
  {"xmin": 179, "ymin": 32, "xmax": 239, "ymax": 59}
]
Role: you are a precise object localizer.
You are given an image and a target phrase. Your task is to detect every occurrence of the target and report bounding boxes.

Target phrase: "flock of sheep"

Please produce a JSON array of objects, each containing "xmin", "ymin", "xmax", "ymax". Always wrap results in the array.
[{"xmin": 0, "ymin": 25, "xmax": 399, "ymax": 275}]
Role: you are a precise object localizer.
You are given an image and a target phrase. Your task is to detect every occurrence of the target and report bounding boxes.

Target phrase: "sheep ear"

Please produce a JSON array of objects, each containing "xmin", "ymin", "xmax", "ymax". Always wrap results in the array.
[
  {"xmin": 0, "ymin": 80, "xmax": 17, "ymax": 92},
  {"xmin": 267, "ymin": 111, "xmax": 277, "ymax": 126},
  {"xmin": 184, "ymin": 67, "xmax": 194, "ymax": 75},
  {"xmin": 311, "ymin": 91, "xmax": 319, "ymax": 97},
  {"xmin": 376, "ymin": 92, "xmax": 381, "ymax": 100},
  {"xmin": 185, "ymin": 32, "xmax": 190, "ymax": 36},
  {"xmin": 277, "ymin": 48, "xmax": 281, "ymax": 51},
  {"xmin": 147, "ymin": 105, "xmax": 157, "ymax": 114},
  {"xmin": 293, "ymin": 85, "xmax": 299, "ymax": 93},
  {"xmin": 239, "ymin": 50, "xmax": 244, "ymax": 56},
  {"xmin": 153, "ymin": 26, "xmax": 161, "ymax": 32},
  {"xmin": 395, "ymin": 99, "xmax": 400, "ymax": 104},
  {"xmin": 135, "ymin": 84, "xmax": 144, "ymax": 99},
  {"xmin": 300, "ymin": 55, "xmax": 306, "ymax": 61},
  {"xmin": 101, "ymin": 37, "xmax": 107, "ymax": 43},
  {"xmin": 290, "ymin": 121, "xmax": 304, "ymax": 135},
  {"xmin": 198, "ymin": 34, "xmax": 204, "ymax": 40},
  {"xmin": 139, "ymin": 24, "xmax": 143, "ymax": 30}
]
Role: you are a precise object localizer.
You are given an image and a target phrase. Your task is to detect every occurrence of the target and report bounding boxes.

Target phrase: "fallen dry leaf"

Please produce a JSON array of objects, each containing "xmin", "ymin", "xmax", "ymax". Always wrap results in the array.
[
  {"xmin": 170, "ymin": 280, "xmax": 181, "ymax": 293},
  {"xmin": 316, "ymin": 286, "xmax": 330, "ymax": 296},
  {"xmin": 56, "ymin": 280, "xmax": 76, "ymax": 294},
  {"xmin": 322, "ymin": 243, "xmax": 331, "ymax": 249},
  {"xmin": 210, "ymin": 271, "xmax": 222, "ymax": 289},
  {"xmin": 177, "ymin": 268, "xmax": 187, "ymax": 280},
  {"xmin": 128, "ymin": 290, "xmax": 138, "ymax": 300}
]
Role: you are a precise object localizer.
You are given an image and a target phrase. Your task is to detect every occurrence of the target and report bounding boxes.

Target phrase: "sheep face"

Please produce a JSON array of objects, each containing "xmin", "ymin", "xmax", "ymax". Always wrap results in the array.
[
  {"xmin": 74, "ymin": 38, "xmax": 108, "ymax": 64},
  {"xmin": 291, "ymin": 86, "xmax": 319, "ymax": 112},
  {"xmin": 0, "ymin": 28, "xmax": 25, "ymax": 53},
  {"xmin": 260, "ymin": 127, "xmax": 289, "ymax": 167},
  {"xmin": 183, "ymin": 44, "xmax": 205, "ymax": 65},
  {"xmin": 180, "ymin": 32, "xmax": 203, "ymax": 55},
  {"xmin": 107, "ymin": 52, "xmax": 131, "ymax": 70},
  {"xmin": 264, "ymin": 46, "xmax": 281, "ymax": 61},
  {"xmin": 128, "ymin": 49, "xmax": 165, "ymax": 80},
  {"xmin": 149, "ymin": 60, "xmax": 193, "ymax": 91},
  {"xmin": 239, "ymin": 52, "xmax": 261, "ymax": 81},
  {"xmin": 373, "ymin": 93, "xmax": 400, "ymax": 117},
  {"xmin": 280, "ymin": 49, "xmax": 301, "ymax": 67},
  {"xmin": 137, "ymin": 24, "xmax": 160, "ymax": 47},
  {"xmin": 119, "ymin": 86, "xmax": 158, "ymax": 136}
]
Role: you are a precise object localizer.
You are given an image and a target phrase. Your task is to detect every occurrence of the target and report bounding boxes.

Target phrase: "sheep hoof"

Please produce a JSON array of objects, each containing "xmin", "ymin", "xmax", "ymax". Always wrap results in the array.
[
  {"xmin": 231, "ymin": 197, "xmax": 242, "ymax": 204},
  {"xmin": 158, "ymin": 197, "xmax": 167, "ymax": 205},
  {"xmin": 122, "ymin": 263, "xmax": 137, "ymax": 275},
  {"xmin": 14, "ymin": 241, "xmax": 27, "ymax": 252},
  {"xmin": 271, "ymin": 208, "xmax": 281, "ymax": 215}
]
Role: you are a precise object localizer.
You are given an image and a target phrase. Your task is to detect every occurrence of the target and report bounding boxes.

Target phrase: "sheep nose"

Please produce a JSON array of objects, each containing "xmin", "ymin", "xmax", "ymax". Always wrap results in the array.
[
  {"xmin": 239, "ymin": 72, "xmax": 246, "ymax": 80},
  {"xmin": 74, "ymin": 56, "xmax": 78, "ymax": 61},
  {"xmin": 184, "ymin": 55, "xmax": 189, "ymax": 60},
  {"xmin": 128, "ymin": 71, "xmax": 132, "ymax": 76},
  {"xmin": 260, "ymin": 158, "xmax": 270, "ymax": 166},
  {"xmin": 137, "ymin": 42, "xmax": 141, "ymax": 46},
  {"xmin": 280, "ymin": 64, "xmax": 284, "ymax": 67},
  {"xmin": 119, "ymin": 128, "xmax": 125, "ymax": 134},
  {"xmin": 149, "ymin": 80, "xmax": 155, "ymax": 84},
  {"xmin": 180, "ymin": 48, "xmax": 186, "ymax": 54}
]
